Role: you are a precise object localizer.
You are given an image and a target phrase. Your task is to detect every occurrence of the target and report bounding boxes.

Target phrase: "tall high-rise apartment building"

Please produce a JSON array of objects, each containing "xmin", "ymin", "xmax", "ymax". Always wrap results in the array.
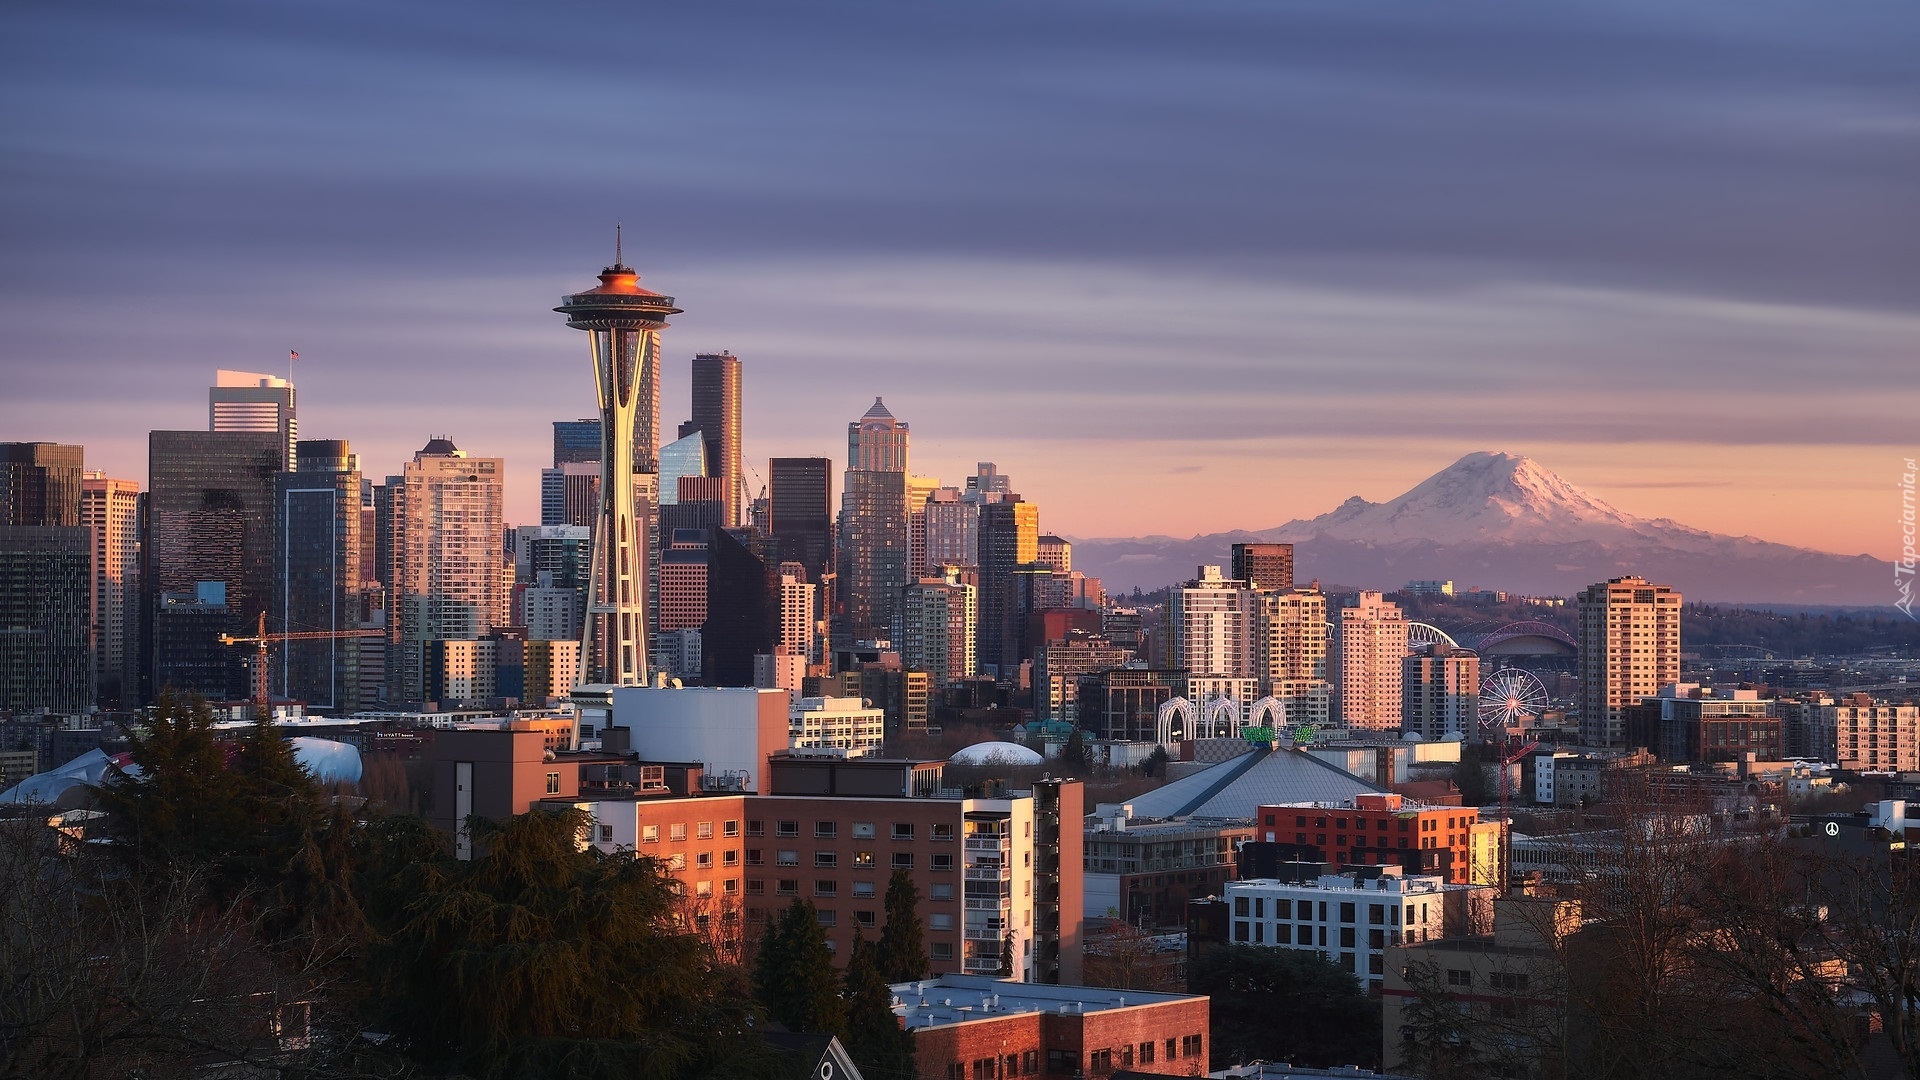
[
  {"xmin": 1334, "ymin": 591, "xmax": 1408, "ymax": 729},
  {"xmin": 1576, "ymin": 576, "xmax": 1682, "ymax": 747},
  {"xmin": 147, "ymin": 430, "xmax": 282, "ymax": 701},
  {"xmin": 976, "ymin": 498, "xmax": 1038, "ymax": 679},
  {"xmin": 209, "ymin": 370, "xmax": 297, "ymax": 469},
  {"xmin": 769, "ymin": 457, "xmax": 832, "ymax": 582},
  {"xmin": 1169, "ymin": 565, "xmax": 1258, "ymax": 681},
  {"xmin": 901, "ymin": 568, "xmax": 977, "ymax": 688},
  {"xmin": 0, "ymin": 443, "xmax": 90, "ymax": 714},
  {"xmin": 921, "ymin": 487, "xmax": 975, "ymax": 574},
  {"xmin": 552, "ymin": 418, "xmax": 601, "ymax": 465},
  {"xmin": 905, "ymin": 474, "xmax": 940, "ymax": 587},
  {"xmin": 689, "ymin": 352, "xmax": 743, "ymax": 526},
  {"xmin": 82, "ymin": 472, "xmax": 141, "ymax": 708},
  {"xmin": 275, "ymin": 440, "xmax": 364, "ymax": 712},
  {"xmin": 839, "ymin": 399, "xmax": 910, "ymax": 643},
  {"xmin": 1402, "ymin": 643, "xmax": 1480, "ymax": 740},
  {"xmin": 393, "ymin": 438, "xmax": 506, "ymax": 701},
  {"xmin": 657, "ymin": 528, "xmax": 710, "ymax": 634},
  {"xmin": 1255, "ymin": 587, "xmax": 1331, "ymax": 728},
  {"xmin": 774, "ymin": 562, "xmax": 818, "ymax": 664},
  {"xmin": 1231, "ymin": 542, "xmax": 1294, "ymax": 592}
]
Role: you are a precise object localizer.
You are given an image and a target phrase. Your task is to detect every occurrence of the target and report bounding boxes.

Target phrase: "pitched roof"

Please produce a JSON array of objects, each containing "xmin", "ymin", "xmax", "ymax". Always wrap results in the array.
[
  {"xmin": 861, "ymin": 396, "xmax": 894, "ymax": 420},
  {"xmin": 1120, "ymin": 747, "xmax": 1385, "ymax": 819}
]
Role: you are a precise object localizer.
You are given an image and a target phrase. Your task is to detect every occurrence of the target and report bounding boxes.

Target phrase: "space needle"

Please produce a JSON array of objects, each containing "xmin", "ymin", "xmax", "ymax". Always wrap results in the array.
[{"xmin": 554, "ymin": 234, "xmax": 681, "ymax": 686}]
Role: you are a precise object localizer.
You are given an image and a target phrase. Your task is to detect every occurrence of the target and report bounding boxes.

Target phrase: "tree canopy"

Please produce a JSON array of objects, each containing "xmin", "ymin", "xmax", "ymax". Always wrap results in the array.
[
  {"xmin": 1188, "ymin": 944, "xmax": 1381, "ymax": 1071},
  {"xmin": 877, "ymin": 870, "xmax": 928, "ymax": 983}
]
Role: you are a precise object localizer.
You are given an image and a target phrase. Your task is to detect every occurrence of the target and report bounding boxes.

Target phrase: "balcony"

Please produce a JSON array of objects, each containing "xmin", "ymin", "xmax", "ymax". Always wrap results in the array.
[
  {"xmin": 965, "ymin": 867, "xmax": 1011, "ymax": 882},
  {"xmin": 963, "ymin": 957, "xmax": 1005, "ymax": 974},
  {"xmin": 965, "ymin": 897, "xmax": 1013, "ymax": 911},
  {"xmin": 964, "ymin": 925, "xmax": 1005, "ymax": 942},
  {"xmin": 965, "ymin": 837, "xmax": 1010, "ymax": 852}
]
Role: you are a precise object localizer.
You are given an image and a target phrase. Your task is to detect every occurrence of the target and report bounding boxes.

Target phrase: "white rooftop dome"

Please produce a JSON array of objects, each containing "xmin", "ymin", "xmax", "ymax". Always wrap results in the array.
[{"xmin": 949, "ymin": 741, "xmax": 1045, "ymax": 767}]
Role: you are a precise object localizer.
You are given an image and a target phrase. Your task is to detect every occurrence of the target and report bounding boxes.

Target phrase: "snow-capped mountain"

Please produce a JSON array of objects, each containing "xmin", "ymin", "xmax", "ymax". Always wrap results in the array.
[{"xmin": 1072, "ymin": 452, "xmax": 1891, "ymax": 604}]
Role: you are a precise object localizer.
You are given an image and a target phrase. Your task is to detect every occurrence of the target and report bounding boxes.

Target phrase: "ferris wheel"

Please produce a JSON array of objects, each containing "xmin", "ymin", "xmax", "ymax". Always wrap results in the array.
[{"xmin": 1479, "ymin": 667, "xmax": 1548, "ymax": 737}]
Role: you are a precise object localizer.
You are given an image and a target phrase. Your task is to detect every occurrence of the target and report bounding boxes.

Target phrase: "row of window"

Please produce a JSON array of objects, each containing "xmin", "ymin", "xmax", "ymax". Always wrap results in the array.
[
  {"xmin": 945, "ymin": 1035, "xmax": 1200, "ymax": 1079},
  {"xmin": 633, "ymin": 820, "xmax": 739, "ymax": 842},
  {"xmin": 749, "ymin": 849, "xmax": 956, "ymax": 870},
  {"xmin": 1233, "ymin": 896, "xmax": 1430, "ymax": 925},
  {"xmin": 1234, "ymin": 920, "xmax": 1424, "ymax": 950},
  {"xmin": 748, "ymin": 879, "xmax": 959, "ymax": 902},
  {"xmin": 749, "ymin": 820, "xmax": 955, "ymax": 840}
]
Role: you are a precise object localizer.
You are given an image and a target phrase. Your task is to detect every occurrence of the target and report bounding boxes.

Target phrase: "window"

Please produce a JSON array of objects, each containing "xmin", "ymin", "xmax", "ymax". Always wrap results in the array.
[
  {"xmin": 932, "ymin": 823, "xmax": 955, "ymax": 841},
  {"xmin": 1182, "ymin": 1034, "xmax": 1203, "ymax": 1058},
  {"xmin": 724, "ymin": 820, "xmax": 740, "ymax": 837},
  {"xmin": 1340, "ymin": 902, "xmax": 1356, "ymax": 923},
  {"xmin": 1165, "ymin": 1039, "xmax": 1177, "ymax": 1061},
  {"xmin": 776, "ymin": 850, "xmax": 799, "ymax": 866},
  {"xmin": 856, "ymin": 910, "xmax": 877, "ymax": 928},
  {"xmin": 724, "ymin": 878, "xmax": 739, "ymax": 894},
  {"xmin": 1023, "ymin": 1050, "xmax": 1039, "ymax": 1074},
  {"xmin": 697, "ymin": 821, "xmax": 713, "ymax": 839},
  {"xmin": 723, "ymin": 850, "xmax": 739, "ymax": 866},
  {"xmin": 852, "ymin": 822, "xmax": 876, "ymax": 839},
  {"xmin": 931, "ymin": 853, "xmax": 954, "ymax": 871},
  {"xmin": 816, "ymin": 909, "xmax": 836, "ymax": 926},
  {"xmin": 668, "ymin": 853, "xmax": 685, "ymax": 870},
  {"xmin": 1139, "ymin": 1041, "xmax": 1154, "ymax": 1064},
  {"xmin": 696, "ymin": 852, "xmax": 712, "ymax": 869},
  {"xmin": 1490, "ymin": 971, "xmax": 1530, "ymax": 991},
  {"xmin": 642, "ymin": 825, "xmax": 659, "ymax": 843},
  {"xmin": 931, "ymin": 942, "xmax": 954, "ymax": 961},
  {"xmin": 545, "ymin": 772, "xmax": 560, "ymax": 795},
  {"xmin": 853, "ymin": 850, "xmax": 875, "ymax": 867},
  {"xmin": 746, "ymin": 849, "xmax": 763, "ymax": 865},
  {"xmin": 776, "ymin": 879, "xmax": 798, "ymax": 896},
  {"xmin": 777, "ymin": 821, "xmax": 799, "ymax": 837},
  {"xmin": 1340, "ymin": 927, "xmax": 1355, "ymax": 948},
  {"xmin": 931, "ymin": 883, "xmax": 954, "ymax": 901},
  {"xmin": 1046, "ymin": 1050, "xmax": 1077, "ymax": 1075},
  {"xmin": 1447, "ymin": 968, "xmax": 1472, "ymax": 987},
  {"xmin": 930, "ymin": 913, "xmax": 954, "ymax": 931},
  {"xmin": 745, "ymin": 879, "xmax": 764, "ymax": 895},
  {"xmin": 815, "ymin": 821, "xmax": 837, "ymax": 838},
  {"xmin": 670, "ymin": 823, "xmax": 688, "ymax": 842},
  {"xmin": 1089, "ymin": 1050, "xmax": 1112, "ymax": 1073},
  {"xmin": 893, "ymin": 823, "xmax": 916, "ymax": 840},
  {"xmin": 598, "ymin": 824, "xmax": 613, "ymax": 842},
  {"xmin": 853, "ymin": 881, "xmax": 878, "ymax": 898},
  {"xmin": 1275, "ymin": 898, "xmax": 1292, "ymax": 919},
  {"xmin": 815, "ymin": 851, "xmax": 838, "ymax": 868},
  {"xmin": 1233, "ymin": 921, "xmax": 1249, "ymax": 943},
  {"xmin": 747, "ymin": 820, "xmax": 765, "ymax": 837},
  {"xmin": 695, "ymin": 880, "xmax": 712, "ymax": 896},
  {"xmin": 892, "ymin": 853, "xmax": 915, "ymax": 870},
  {"xmin": 1370, "ymin": 904, "xmax": 1385, "ymax": 925},
  {"xmin": 1235, "ymin": 897, "xmax": 1250, "ymax": 917},
  {"xmin": 1275, "ymin": 923, "xmax": 1291, "ymax": 944},
  {"xmin": 815, "ymin": 880, "xmax": 838, "ymax": 897}
]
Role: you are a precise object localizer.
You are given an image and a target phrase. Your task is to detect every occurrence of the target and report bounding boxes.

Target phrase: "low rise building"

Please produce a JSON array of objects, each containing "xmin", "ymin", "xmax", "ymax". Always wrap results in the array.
[
  {"xmin": 893, "ymin": 974, "xmax": 1209, "ymax": 1080},
  {"xmin": 1253, "ymin": 792, "xmax": 1492, "ymax": 886},
  {"xmin": 1222, "ymin": 865, "xmax": 1491, "ymax": 990},
  {"xmin": 1082, "ymin": 808, "xmax": 1255, "ymax": 928},
  {"xmin": 1651, "ymin": 685, "xmax": 1781, "ymax": 764},
  {"xmin": 789, "ymin": 695, "xmax": 887, "ymax": 757}
]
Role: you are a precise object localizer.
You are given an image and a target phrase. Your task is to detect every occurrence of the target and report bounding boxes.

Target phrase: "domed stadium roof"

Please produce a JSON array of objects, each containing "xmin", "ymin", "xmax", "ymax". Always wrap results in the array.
[{"xmin": 949, "ymin": 741, "xmax": 1045, "ymax": 767}]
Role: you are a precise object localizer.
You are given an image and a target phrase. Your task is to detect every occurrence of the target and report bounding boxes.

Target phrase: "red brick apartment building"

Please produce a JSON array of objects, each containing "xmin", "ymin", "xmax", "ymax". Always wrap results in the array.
[
  {"xmin": 431, "ymin": 727, "xmax": 1084, "ymax": 982},
  {"xmin": 894, "ymin": 975, "xmax": 1209, "ymax": 1080}
]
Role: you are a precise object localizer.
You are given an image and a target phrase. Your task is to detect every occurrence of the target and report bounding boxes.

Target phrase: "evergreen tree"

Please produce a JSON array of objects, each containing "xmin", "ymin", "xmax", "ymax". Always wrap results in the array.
[
  {"xmin": 754, "ymin": 899, "xmax": 846, "ymax": 1035},
  {"xmin": 97, "ymin": 690, "xmax": 253, "ymax": 868},
  {"xmin": 877, "ymin": 870, "xmax": 928, "ymax": 983},
  {"xmin": 999, "ymin": 932, "xmax": 1015, "ymax": 977},
  {"xmin": 1061, "ymin": 728, "xmax": 1090, "ymax": 773},
  {"xmin": 366, "ymin": 807, "xmax": 775, "ymax": 1079},
  {"xmin": 843, "ymin": 932, "xmax": 916, "ymax": 1080},
  {"xmin": 1144, "ymin": 744, "xmax": 1171, "ymax": 778}
]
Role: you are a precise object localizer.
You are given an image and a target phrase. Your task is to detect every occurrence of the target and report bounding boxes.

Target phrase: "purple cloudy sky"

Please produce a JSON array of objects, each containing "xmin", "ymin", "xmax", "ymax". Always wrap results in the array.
[{"xmin": 1, "ymin": 0, "xmax": 1914, "ymax": 557}]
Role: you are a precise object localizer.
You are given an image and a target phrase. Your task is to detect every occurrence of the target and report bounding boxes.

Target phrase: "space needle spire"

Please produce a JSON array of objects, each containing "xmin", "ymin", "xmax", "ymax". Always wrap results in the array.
[{"xmin": 554, "ymin": 248, "xmax": 681, "ymax": 686}]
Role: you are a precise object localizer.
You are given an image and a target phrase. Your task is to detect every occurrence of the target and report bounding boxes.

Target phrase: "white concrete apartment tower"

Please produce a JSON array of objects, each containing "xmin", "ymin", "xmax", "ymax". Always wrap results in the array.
[
  {"xmin": 394, "ymin": 438, "xmax": 506, "ymax": 701},
  {"xmin": 82, "ymin": 472, "xmax": 140, "ymax": 708}
]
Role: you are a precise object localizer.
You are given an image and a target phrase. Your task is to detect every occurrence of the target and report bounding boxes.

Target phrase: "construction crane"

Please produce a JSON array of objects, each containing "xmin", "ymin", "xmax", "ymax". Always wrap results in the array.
[{"xmin": 219, "ymin": 612, "xmax": 371, "ymax": 721}]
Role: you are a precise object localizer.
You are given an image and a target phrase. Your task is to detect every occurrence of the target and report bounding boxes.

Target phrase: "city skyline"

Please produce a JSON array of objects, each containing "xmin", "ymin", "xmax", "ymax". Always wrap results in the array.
[{"xmin": 2, "ymin": 2, "xmax": 1913, "ymax": 560}]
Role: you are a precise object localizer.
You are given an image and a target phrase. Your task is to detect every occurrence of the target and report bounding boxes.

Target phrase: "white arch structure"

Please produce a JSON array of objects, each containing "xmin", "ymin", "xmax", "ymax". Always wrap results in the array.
[
  {"xmin": 1156, "ymin": 695, "xmax": 1247, "ymax": 747},
  {"xmin": 1249, "ymin": 696, "xmax": 1286, "ymax": 730}
]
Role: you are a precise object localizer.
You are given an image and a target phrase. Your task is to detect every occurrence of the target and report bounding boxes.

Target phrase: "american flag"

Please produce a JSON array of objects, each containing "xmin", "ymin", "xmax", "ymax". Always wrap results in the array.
[{"xmin": 289, "ymin": 350, "xmax": 299, "ymax": 362}]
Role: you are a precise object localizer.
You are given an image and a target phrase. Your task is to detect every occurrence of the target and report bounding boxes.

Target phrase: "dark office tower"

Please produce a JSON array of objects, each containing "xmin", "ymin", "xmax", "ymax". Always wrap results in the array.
[
  {"xmin": 702, "ymin": 527, "xmax": 777, "ymax": 688},
  {"xmin": 1231, "ymin": 542, "xmax": 1295, "ymax": 592},
  {"xmin": 552, "ymin": 418, "xmax": 601, "ymax": 466},
  {"xmin": 147, "ymin": 431, "xmax": 281, "ymax": 700},
  {"xmin": 977, "ymin": 498, "xmax": 1039, "ymax": 681},
  {"xmin": 0, "ymin": 443, "xmax": 91, "ymax": 714},
  {"xmin": 689, "ymin": 352, "xmax": 743, "ymax": 527},
  {"xmin": 769, "ymin": 457, "xmax": 833, "ymax": 582},
  {"xmin": 275, "ymin": 440, "xmax": 364, "ymax": 712},
  {"xmin": 837, "ymin": 399, "xmax": 909, "ymax": 643}
]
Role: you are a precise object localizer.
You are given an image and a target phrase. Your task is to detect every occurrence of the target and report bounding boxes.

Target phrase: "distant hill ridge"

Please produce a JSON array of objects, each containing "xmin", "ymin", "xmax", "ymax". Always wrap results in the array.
[{"xmin": 1071, "ymin": 451, "xmax": 1891, "ymax": 604}]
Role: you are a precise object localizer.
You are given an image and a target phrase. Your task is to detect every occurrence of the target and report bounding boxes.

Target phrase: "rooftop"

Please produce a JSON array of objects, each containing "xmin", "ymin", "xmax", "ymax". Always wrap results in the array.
[{"xmin": 888, "ymin": 975, "xmax": 1198, "ymax": 1029}]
